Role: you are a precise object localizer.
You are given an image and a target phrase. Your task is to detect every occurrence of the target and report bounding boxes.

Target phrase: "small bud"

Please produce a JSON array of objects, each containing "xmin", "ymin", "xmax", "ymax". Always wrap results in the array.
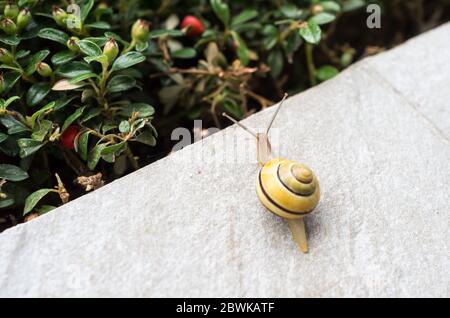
[
  {"xmin": 17, "ymin": 8, "xmax": 32, "ymax": 31},
  {"xmin": 0, "ymin": 48, "xmax": 14, "ymax": 64},
  {"xmin": 4, "ymin": 4, "xmax": 19, "ymax": 20},
  {"xmin": 311, "ymin": 4, "xmax": 324, "ymax": 15},
  {"xmin": 37, "ymin": 62, "xmax": 53, "ymax": 77},
  {"xmin": 67, "ymin": 36, "xmax": 80, "ymax": 52},
  {"xmin": 95, "ymin": 2, "xmax": 109, "ymax": 19},
  {"xmin": 131, "ymin": 19, "xmax": 150, "ymax": 42},
  {"xmin": 52, "ymin": 6, "xmax": 68, "ymax": 27},
  {"xmin": 103, "ymin": 38, "xmax": 119, "ymax": 63},
  {"xmin": 0, "ymin": 74, "xmax": 5, "ymax": 95},
  {"xmin": 0, "ymin": 18, "xmax": 17, "ymax": 35}
]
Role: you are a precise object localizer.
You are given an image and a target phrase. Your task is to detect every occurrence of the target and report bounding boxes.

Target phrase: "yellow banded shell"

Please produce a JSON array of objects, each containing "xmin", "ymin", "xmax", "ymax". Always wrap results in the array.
[{"xmin": 256, "ymin": 158, "xmax": 320, "ymax": 220}]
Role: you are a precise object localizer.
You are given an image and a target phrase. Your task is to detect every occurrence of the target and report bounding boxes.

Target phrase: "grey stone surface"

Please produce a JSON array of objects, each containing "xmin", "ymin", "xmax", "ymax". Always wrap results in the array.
[
  {"xmin": 366, "ymin": 22, "xmax": 450, "ymax": 140},
  {"xmin": 0, "ymin": 24, "xmax": 449, "ymax": 297}
]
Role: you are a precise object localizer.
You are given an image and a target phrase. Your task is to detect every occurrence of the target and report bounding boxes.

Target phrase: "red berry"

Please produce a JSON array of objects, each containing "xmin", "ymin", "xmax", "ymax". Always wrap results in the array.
[
  {"xmin": 180, "ymin": 16, "xmax": 204, "ymax": 37},
  {"xmin": 60, "ymin": 125, "xmax": 78, "ymax": 149}
]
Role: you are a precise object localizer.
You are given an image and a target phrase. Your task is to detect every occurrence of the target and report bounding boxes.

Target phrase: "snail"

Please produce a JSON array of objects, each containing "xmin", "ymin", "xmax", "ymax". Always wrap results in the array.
[{"xmin": 223, "ymin": 94, "xmax": 320, "ymax": 253}]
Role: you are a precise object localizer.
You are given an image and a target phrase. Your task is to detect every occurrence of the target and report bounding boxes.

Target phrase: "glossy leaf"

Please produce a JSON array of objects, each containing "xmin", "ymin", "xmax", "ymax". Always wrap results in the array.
[
  {"xmin": 51, "ymin": 51, "xmax": 78, "ymax": 65},
  {"xmin": 231, "ymin": 9, "xmax": 258, "ymax": 26},
  {"xmin": 38, "ymin": 28, "xmax": 69, "ymax": 45},
  {"xmin": 0, "ymin": 164, "xmax": 29, "ymax": 181},
  {"xmin": 61, "ymin": 106, "xmax": 86, "ymax": 132},
  {"xmin": 107, "ymin": 75, "xmax": 136, "ymax": 93},
  {"xmin": 79, "ymin": 40, "xmax": 102, "ymax": 57},
  {"xmin": 26, "ymin": 83, "xmax": 51, "ymax": 106},
  {"xmin": 211, "ymin": 0, "xmax": 230, "ymax": 27},
  {"xmin": 299, "ymin": 21, "xmax": 322, "ymax": 44},
  {"xmin": 23, "ymin": 188, "xmax": 54, "ymax": 215},
  {"xmin": 87, "ymin": 143, "xmax": 106, "ymax": 170},
  {"xmin": 111, "ymin": 52, "xmax": 145, "ymax": 72},
  {"xmin": 18, "ymin": 138, "xmax": 44, "ymax": 158}
]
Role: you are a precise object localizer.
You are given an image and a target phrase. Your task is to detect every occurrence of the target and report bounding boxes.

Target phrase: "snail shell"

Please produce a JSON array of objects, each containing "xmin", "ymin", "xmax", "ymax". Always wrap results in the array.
[{"xmin": 256, "ymin": 158, "xmax": 320, "ymax": 220}]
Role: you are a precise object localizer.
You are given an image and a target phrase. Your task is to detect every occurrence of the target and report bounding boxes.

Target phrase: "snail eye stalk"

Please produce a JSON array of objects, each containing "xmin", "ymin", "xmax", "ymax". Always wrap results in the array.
[
  {"xmin": 222, "ymin": 112, "xmax": 258, "ymax": 138},
  {"xmin": 265, "ymin": 92, "xmax": 288, "ymax": 135}
]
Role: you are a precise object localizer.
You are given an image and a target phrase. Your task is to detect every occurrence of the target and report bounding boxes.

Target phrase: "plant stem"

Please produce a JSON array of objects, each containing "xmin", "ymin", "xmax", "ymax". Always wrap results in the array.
[
  {"xmin": 305, "ymin": 43, "xmax": 317, "ymax": 86},
  {"xmin": 122, "ymin": 39, "xmax": 136, "ymax": 54}
]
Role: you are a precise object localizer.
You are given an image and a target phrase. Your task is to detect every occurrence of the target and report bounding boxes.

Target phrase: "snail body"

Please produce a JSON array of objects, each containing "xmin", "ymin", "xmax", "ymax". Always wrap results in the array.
[
  {"xmin": 223, "ymin": 93, "xmax": 321, "ymax": 253},
  {"xmin": 256, "ymin": 158, "xmax": 320, "ymax": 220}
]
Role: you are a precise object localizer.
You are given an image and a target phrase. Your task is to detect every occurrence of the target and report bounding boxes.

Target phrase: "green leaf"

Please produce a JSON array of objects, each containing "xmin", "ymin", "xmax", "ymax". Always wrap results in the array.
[
  {"xmin": 280, "ymin": 3, "xmax": 303, "ymax": 19},
  {"xmin": 18, "ymin": 138, "xmax": 44, "ymax": 158},
  {"xmin": 54, "ymin": 96, "xmax": 78, "ymax": 111},
  {"xmin": 149, "ymin": 29, "xmax": 184, "ymax": 38},
  {"xmin": 80, "ymin": 0, "xmax": 95, "ymax": 21},
  {"xmin": 25, "ymin": 50, "xmax": 50, "ymax": 76},
  {"xmin": 62, "ymin": 106, "xmax": 86, "ymax": 132},
  {"xmin": 85, "ymin": 21, "xmax": 111, "ymax": 30},
  {"xmin": 16, "ymin": 50, "xmax": 30, "ymax": 59},
  {"xmin": 81, "ymin": 108, "xmax": 101, "ymax": 122},
  {"xmin": 87, "ymin": 143, "xmax": 106, "ymax": 170},
  {"xmin": 56, "ymin": 62, "xmax": 92, "ymax": 78},
  {"xmin": 120, "ymin": 103, "xmax": 155, "ymax": 118},
  {"xmin": 0, "ymin": 34, "xmax": 20, "ymax": 46},
  {"xmin": 299, "ymin": 21, "xmax": 322, "ymax": 44},
  {"xmin": 136, "ymin": 41, "xmax": 149, "ymax": 52},
  {"xmin": 26, "ymin": 83, "xmax": 52, "ymax": 106},
  {"xmin": 342, "ymin": 0, "xmax": 366, "ymax": 12},
  {"xmin": 51, "ymin": 50, "xmax": 78, "ymax": 65},
  {"xmin": 83, "ymin": 36, "xmax": 109, "ymax": 47},
  {"xmin": 283, "ymin": 31, "xmax": 303, "ymax": 55},
  {"xmin": 0, "ymin": 133, "xmax": 7, "ymax": 144},
  {"xmin": 267, "ymin": 49, "xmax": 284, "ymax": 78},
  {"xmin": 316, "ymin": 65, "xmax": 339, "ymax": 81},
  {"xmin": 3, "ymin": 96, "xmax": 20, "ymax": 109},
  {"xmin": 262, "ymin": 25, "xmax": 278, "ymax": 50},
  {"xmin": 101, "ymin": 142, "xmax": 126, "ymax": 156},
  {"xmin": 111, "ymin": 52, "xmax": 145, "ymax": 72},
  {"xmin": 310, "ymin": 12, "xmax": 336, "ymax": 25},
  {"xmin": 36, "ymin": 205, "xmax": 56, "ymax": 215},
  {"xmin": 70, "ymin": 72, "xmax": 98, "ymax": 84},
  {"xmin": 79, "ymin": 40, "xmax": 102, "ymax": 57},
  {"xmin": 29, "ymin": 101, "xmax": 55, "ymax": 127},
  {"xmin": 23, "ymin": 189, "xmax": 54, "ymax": 215},
  {"xmin": 136, "ymin": 130, "xmax": 156, "ymax": 146},
  {"xmin": 3, "ymin": 71, "xmax": 21, "ymax": 94},
  {"xmin": 106, "ymin": 75, "xmax": 136, "ymax": 93},
  {"xmin": 0, "ymin": 164, "xmax": 29, "ymax": 181},
  {"xmin": 230, "ymin": 31, "xmax": 249, "ymax": 66},
  {"xmin": 38, "ymin": 28, "xmax": 69, "ymax": 45},
  {"xmin": 76, "ymin": 131, "xmax": 90, "ymax": 161},
  {"xmin": 0, "ymin": 182, "xmax": 28, "ymax": 209},
  {"xmin": 0, "ymin": 116, "xmax": 28, "ymax": 135},
  {"xmin": 84, "ymin": 54, "xmax": 108, "ymax": 65},
  {"xmin": 211, "ymin": 0, "xmax": 230, "ymax": 27},
  {"xmin": 119, "ymin": 121, "xmax": 130, "ymax": 133},
  {"xmin": 321, "ymin": 1, "xmax": 342, "ymax": 13},
  {"xmin": 231, "ymin": 9, "xmax": 258, "ymax": 26},
  {"xmin": 31, "ymin": 119, "xmax": 52, "ymax": 142},
  {"xmin": 171, "ymin": 48, "xmax": 197, "ymax": 59}
]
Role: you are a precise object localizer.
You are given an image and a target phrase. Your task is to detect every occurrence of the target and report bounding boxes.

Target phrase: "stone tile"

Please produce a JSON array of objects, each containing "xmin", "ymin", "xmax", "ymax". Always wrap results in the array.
[
  {"xmin": 365, "ymin": 22, "xmax": 450, "ymax": 139},
  {"xmin": 0, "ymin": 34, "xmax": 449, "ymax": 297}
]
